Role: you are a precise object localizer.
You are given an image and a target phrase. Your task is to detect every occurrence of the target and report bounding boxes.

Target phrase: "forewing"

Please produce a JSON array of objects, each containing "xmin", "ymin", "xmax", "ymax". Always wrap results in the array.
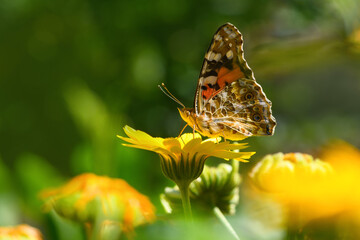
[{"xmin": 195, "ymin": 23, "xmax": 254, "ymax": 115}]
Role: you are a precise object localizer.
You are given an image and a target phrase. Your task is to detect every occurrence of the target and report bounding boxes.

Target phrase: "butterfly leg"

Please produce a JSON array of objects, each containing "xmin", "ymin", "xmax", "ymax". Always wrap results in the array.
[
  {"xmin": 222, "ymin": 131, "xmax": 227, "ymax": 143},
  {"xmin": 178, "ymin": 123, "xmax": 188, "ymax": 137},
  {"xmin": 178, "ymin": 124, "xmax": 188, "ymax": 145},
  {"xmin": 193, "ymin": 124, "xmax": 196, "ymax": 138}
]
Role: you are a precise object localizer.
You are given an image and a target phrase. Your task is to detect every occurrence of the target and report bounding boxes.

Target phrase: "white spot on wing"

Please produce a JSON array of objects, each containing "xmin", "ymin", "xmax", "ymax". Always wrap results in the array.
[
  {"xmin": 214, "ymin": 53, "xmax": 222, "ymax": 62},
  {"xmin": 214, "ymin": 34, "xmax": 222, "ymax": 41},
  {"xmin": 240, "ymin": 88, "xmax": 247, "ymax": 94},
  {"xmin": 207, "ymin": 51, "xmax": 216, "ymax": 61},
  {"xmin": 226, "ymin": 50, "xmax": 233, "ymax": 59},
  {"xmin": 203, "ymin": 75, "xmax": 217, "ymax": 85},
  {"xmin": 224, "ymin": 28, "xmax": 232, "ymax": 35}
]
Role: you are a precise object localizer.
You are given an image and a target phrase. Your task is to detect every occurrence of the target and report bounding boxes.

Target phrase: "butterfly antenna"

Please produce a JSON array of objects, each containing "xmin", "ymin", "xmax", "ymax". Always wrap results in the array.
[{"xmin": 158, "ymin": 83, "xmax": 185, "ymax": 108}]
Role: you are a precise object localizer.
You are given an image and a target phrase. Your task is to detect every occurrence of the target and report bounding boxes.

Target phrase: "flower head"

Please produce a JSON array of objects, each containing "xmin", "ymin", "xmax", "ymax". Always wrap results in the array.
[
  {"xmin": 248, "ymin": 150, "xmax": 360, "ymax": 223},
  {"xmin": 250, "ymin": 152, "xmax": 333, "ymax": 193},
  {"xmin": 117, "ymin": 125, "xmax": 254, "ymax": 185},
  {"xmin": 0, "ymin": 225, "xmax": 42, "ymax": 240},
  {"xmin": 41, "ymin": 173, "xmax": 155, "ymax": 233},
  {"xmin": 247, "ymin": 144, "xmax": 360, "ymax": 240}
]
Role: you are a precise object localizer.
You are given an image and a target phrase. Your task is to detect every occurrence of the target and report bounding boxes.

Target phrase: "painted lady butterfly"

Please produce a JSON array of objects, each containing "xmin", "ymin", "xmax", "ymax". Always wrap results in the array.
[{"xmin": 178, "ymin": 23, "xmax": 276, "ymax": 140}]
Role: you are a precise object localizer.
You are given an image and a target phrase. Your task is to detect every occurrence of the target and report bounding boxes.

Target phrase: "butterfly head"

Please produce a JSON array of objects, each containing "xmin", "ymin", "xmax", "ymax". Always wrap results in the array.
[{"xmin": 178, "ymin": 108, "xmax": 197, "ymax": 127}]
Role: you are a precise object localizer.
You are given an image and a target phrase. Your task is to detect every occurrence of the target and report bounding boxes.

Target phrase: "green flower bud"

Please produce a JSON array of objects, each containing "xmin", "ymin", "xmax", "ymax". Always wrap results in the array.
[{"xmin": 161, "ymin": 163, "xmax": 241, "ymax": 215}]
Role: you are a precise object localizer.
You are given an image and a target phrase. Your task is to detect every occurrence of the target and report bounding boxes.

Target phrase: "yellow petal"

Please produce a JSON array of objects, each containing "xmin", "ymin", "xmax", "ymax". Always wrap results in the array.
[
  {"xmin": 163, "ymin": 138, "xmax": 182, "ymax": 153},
  {"xmin": 210, "ymin": 151, "xmax": 255, "ymax": 161},
  {"xmin": 202, "ymin": 137, "xmax": 222, "ymax": 143},
  {"xmin": 182, "ymin": 138, "xmax": 203, "ymax": 153},
  {"xmin": 177, "ymin": 133, "xmax": 202, "ymax": 148},
  {"xmin": 122, "ymin": 125, "xmax": 164, "ymax": 148}
]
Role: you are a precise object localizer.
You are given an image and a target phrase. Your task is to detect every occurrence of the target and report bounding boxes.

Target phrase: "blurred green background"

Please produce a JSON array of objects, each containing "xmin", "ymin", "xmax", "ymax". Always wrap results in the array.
[{"xmin": 0, "ymin": 0, "xmax": 359, "ymax": 239}]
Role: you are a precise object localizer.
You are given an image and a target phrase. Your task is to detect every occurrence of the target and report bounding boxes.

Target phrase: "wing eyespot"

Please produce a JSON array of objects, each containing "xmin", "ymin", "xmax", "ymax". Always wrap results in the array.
[
  {"xmin": 252, "ymin": 113, "xmax": 262, "ymax": 122},
  {"xmin": 245, "ymin": 92, "xmax": 254, "ymax": 100}
]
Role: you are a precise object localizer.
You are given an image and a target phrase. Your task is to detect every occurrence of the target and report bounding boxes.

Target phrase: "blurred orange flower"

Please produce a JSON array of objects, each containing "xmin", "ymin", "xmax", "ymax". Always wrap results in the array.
[
  {"xmin": 41, "ymin": 173, "xmax": 155, "ymax": 233},
  {"xmin": 0, "ymin": 224, "xmax": 42, "ymax": 240}
]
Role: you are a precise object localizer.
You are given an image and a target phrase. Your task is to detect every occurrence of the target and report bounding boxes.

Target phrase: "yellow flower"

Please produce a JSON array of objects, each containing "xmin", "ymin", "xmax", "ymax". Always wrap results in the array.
[
  {"xmin": 248, "ymin": 143, "xmax": 360, "ymax": 238},
  {"xmin": 117, "ymin": 125, "xmax": 254, "ymax": 185},
  {"xmin": 41, "ymin": 173, "xmax": 155, "ymax": 233},
  {"xmin": 250, "ymin": 152, "xmax": 333, "ymax": 193},
  {"xmin": 0, "ymin": 224, "xmax": 43, "ymax": 240},
  {"xmin": 319, "ymin": 141, "xmax": 360, "ymax": 213},
  {"xmin": 249, "ymin": 152, "xmax": 339, "ymax": 220},
  {"xmin": 118, "ymin": 125, "xmax": 253, "ymax": 219}
]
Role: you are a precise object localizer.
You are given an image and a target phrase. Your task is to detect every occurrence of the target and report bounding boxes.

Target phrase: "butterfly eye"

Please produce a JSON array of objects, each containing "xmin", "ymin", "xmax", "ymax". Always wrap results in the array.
[{"xmin": 252, "ymin": 113, "xmax": 261, "ymax": 122}]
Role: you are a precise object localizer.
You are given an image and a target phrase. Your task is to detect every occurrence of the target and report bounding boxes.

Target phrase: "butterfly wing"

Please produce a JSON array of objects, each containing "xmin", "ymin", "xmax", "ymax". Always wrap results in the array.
[
  {"xmin": 207, "ymin": 79, "xmax": 276, "ymax": 136},
  {"xmin": 194, "ymin": 23, "xmax": 254, "ymax": 115},
  {"xmin": 195, "ymin": 23, "xmax": 276, "ymax": 137}
]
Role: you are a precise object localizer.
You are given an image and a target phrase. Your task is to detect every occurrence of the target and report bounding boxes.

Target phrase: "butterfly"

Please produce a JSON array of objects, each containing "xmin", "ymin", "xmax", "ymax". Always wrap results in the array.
[{"xmin": 177, "ymin": 23, "xmax": 276, "ymax": 140}]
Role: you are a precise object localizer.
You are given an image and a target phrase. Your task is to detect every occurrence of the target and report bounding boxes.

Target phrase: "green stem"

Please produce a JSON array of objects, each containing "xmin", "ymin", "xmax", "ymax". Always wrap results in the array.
[
  {"xmin": 178, "ymin": 182, "xmax": 193, "ymax": 221},
  {"xmin": 88, "ymin": 215, "xmax": 122, "ymax": 240},
  {"xmin": 230, "ymin": 144, "xmax": 240, "ymax": 179},
  {"xmin": 286, "ymin": 205, "xmax": 304, "ymax": 240},
  {"xmin": 213, "ymin": 207, "xmax": 240, "ymax": 240},
  {"xmin": 230, "ymin": 159, "xmax": 239, "ymax": 179},
  {"xmin": 84, "ymin": 223, "xmax": 93, "ymax": 240}
]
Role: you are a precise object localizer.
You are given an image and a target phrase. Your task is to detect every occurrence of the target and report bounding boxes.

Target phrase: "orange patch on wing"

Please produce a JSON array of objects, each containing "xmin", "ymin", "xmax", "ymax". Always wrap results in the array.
[
  {"xmin": 202, "ymin": 87, "xmax": 215, "ymax": 100},
  {"xmin": 201, "ymin": 67, "xmax": 244, "ymax": 100},
  {"xmin": 218, "ymin": 67, "xmax": 244, "ymax": 88},
  {"xmin": 218, "ymin": 67, "xmax": 231, "ymax": 79}
]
